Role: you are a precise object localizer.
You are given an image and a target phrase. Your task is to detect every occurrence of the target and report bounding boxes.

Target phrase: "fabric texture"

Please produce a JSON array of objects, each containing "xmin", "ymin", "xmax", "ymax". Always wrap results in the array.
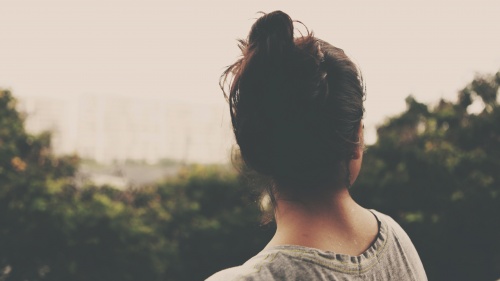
[{"xmin": 206, "ymin": 210, "xmax": 427, "ymax": 281}]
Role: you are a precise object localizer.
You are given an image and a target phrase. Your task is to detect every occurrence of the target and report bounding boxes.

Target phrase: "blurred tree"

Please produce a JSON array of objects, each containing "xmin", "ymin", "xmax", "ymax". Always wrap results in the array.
[
  {"xmin": 352, "ymin": 70, "xmax": 500, "ymax": 281},
  {"xmin": 2, "ymin": 69, "xmax": 499, "ymax": 281},
  {"xmin": 0, "ymin": 89, "xmax": 174, "ymax": 281},
  {"xmin": 156, "ymin": 165, "xmax": 274, "ymax": 281},
  {"xmin": 0, "ymin": 90, "xmax": 270, "ymax": 280},
  {"xmin": 0, "ymin": 89, "xmax": 78, "ymax": 280}
]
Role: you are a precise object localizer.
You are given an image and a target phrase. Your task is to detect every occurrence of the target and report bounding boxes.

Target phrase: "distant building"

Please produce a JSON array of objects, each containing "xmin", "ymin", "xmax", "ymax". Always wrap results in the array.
[{"xmin": 17, "ymin": 95, "xmax": 233, "ymax": 164}]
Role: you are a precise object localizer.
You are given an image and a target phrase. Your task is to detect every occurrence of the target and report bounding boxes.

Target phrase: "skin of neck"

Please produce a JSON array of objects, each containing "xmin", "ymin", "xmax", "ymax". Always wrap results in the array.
[
  {"xmin": 265, "ymin": 188, "xmax": 378, "ymax": 256},
  {"xmin": 265, "ymin": 122, "xmax": 379, "ymax": 256}
]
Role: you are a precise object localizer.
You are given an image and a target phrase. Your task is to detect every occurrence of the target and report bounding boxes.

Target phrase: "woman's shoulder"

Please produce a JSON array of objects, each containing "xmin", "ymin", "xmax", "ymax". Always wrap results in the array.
[
  {"xmin": 370, "ymin": 209, "xmax": 428, "ymax": 280},
  {"xmin": 205, "ymin": 251, "xmax": 272, "ymax": 281},
  {"xmin": 205, "ymin": 266, "xmax": 245, "ymax": 281},
  {"xmin": 370, "ymin": 209, "xmax": 418, "ymax": 248},
  {"xmin": 207, "ymin": 210, "xmax": 427, "ymax": 281}
]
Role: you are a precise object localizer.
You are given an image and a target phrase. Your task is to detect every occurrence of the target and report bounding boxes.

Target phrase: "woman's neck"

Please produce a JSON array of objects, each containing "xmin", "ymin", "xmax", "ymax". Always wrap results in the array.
[{"xmin": 265, "ymin": 188, "xmax": 379, "ymax": 256}]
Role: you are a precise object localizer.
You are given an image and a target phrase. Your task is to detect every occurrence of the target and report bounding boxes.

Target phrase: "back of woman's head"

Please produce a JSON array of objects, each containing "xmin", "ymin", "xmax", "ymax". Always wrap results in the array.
[{"xmin": 221, "ymin": 11, "xmax": 365, "ymax": 201}]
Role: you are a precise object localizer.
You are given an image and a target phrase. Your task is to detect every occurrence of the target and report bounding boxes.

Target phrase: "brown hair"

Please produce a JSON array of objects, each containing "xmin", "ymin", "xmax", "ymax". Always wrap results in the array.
[{"xmin": 221, "ymin": 11, "xmax": 365, "ymax": 205}]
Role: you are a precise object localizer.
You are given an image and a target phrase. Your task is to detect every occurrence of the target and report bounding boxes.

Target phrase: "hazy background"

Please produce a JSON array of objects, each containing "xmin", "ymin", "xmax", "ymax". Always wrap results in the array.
[
  {"xmin": 1, "ymin": 0, "xmax": 499, "ymax": 164},
  {"xmin": 1, "ymin": 2, "xmax": 500, "ymax": 280}
]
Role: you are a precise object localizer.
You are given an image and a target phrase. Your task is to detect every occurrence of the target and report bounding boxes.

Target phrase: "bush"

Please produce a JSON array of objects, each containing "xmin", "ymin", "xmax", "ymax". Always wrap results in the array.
[{"xmin": 352, "ymin": 71, "xmax": 500, "ymax": 280}]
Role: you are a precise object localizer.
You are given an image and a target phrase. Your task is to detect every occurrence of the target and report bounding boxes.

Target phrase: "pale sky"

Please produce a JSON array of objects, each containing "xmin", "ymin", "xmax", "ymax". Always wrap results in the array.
[{"xmin": 1, "ymin": 0, "xmax": 499, "ymax": 144}]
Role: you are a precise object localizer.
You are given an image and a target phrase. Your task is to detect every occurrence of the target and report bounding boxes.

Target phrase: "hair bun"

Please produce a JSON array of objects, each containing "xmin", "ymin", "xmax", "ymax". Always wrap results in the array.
[{"xmin": 248, "ymin": 10, "xmax": 294, "ymax": 55}]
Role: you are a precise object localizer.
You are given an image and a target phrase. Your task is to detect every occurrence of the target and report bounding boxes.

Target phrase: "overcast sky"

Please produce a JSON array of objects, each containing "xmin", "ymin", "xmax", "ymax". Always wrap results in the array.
[{"xmin": 1, "ymin": 0, "xmax": 499, "ymax": 144}]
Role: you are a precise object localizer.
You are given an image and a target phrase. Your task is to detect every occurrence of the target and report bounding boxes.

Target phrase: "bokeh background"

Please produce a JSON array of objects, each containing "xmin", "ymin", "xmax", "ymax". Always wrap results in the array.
[{"xmin": 1, "ymin": 0, "xmax": 499, "ymax": 280}]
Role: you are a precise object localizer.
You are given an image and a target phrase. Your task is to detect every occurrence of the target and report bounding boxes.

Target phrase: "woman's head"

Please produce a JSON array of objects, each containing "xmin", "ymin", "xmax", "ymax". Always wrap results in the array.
[{"xmin": 221, "ymin": 11, "xmax": 365, "ymax": 202}]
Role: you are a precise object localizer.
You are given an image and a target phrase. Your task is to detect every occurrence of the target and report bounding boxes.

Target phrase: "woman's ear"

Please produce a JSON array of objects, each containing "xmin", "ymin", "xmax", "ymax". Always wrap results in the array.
[
  {"xmin": 351, "ymin": 121, "xmax": 364, "ymax": 160},
  {"xmin": 352, "ymin": 147, "xmax": 362, "ymax": 160}
]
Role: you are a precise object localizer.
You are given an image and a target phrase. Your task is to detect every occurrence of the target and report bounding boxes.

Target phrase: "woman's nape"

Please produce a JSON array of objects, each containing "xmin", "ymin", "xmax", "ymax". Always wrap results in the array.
[{"xmin": 265, "ymin": 120, "xmax": 379, "ymax": 257}]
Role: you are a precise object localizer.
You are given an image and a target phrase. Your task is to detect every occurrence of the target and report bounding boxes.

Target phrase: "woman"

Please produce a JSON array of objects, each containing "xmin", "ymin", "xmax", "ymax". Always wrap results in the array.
[{"xmin": 208, "ymin": 11, "xmax": 427, "ymax": 281}]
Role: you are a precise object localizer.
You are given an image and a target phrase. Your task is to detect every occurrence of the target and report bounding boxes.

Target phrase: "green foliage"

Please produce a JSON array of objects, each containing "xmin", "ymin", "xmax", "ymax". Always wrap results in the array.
[
  {"xmin": 2, "ymin": 69, "xmax": 500, "ymax": 281},
  {"xmin": 352, "ymin": 70, "xmax": 500, "ymax": 281},
  {"xmin": 0, "ymin": 90, "xmax": 270, "ymax": 280},
  {"xmin": 0, "ymin": 89, "xmax": 173, "ymax": 281},
  {"xmin": 155, "ymin": 165, "xmax": 273, "ymax": 280}
]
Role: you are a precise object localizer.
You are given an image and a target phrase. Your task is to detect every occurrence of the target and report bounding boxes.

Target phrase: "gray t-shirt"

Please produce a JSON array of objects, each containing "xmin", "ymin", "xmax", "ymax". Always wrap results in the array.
[{"xmin": 206, "ymin": 210, "xmax": 427, "ymax": 281}]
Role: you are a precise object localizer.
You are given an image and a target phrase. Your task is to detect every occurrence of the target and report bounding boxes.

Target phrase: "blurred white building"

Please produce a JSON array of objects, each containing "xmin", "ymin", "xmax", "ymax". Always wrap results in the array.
[{"xmin": 17, "ymin": 95, "xmax": 233, "ymax": 164}]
